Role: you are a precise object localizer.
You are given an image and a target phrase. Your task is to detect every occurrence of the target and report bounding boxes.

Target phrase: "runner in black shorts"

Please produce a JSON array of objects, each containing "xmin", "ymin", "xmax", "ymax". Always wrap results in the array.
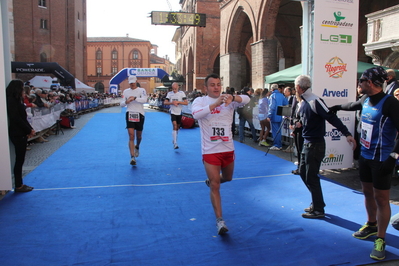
[
  {"xmin": 330, "ymin": 67, "xmax": 399, "ymax": 260},
  {"xmin": 164, "ymin": 82, "xmax": 188, "ymax": 149},
  {"xmin": 120, "ymin": 75, "xmax": 147, "ymax": 165}
]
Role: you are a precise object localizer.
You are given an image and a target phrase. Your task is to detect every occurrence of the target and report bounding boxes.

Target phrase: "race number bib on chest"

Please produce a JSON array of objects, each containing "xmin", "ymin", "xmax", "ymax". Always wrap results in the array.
[
  {"xmin": 128, "ymin": 112, "xmax": 140, "ymax": 122},
  {"xmin": 360, "ymin": 122, "xmax": 372, "ymax": 149},
  {"xmin": 209, "ymin": 122, "xmax": 229, "ymax": 142}
]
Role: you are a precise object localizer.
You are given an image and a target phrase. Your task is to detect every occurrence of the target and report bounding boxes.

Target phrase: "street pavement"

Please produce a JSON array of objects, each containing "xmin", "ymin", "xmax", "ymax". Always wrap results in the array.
[{"xmin": 13, "ymin": 105, "xmax": 399, "ymax": 265}]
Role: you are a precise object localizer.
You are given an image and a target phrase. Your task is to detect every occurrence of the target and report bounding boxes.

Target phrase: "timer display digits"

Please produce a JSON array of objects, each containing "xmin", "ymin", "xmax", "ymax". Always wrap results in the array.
[{"xmin": 151, "ymin": 11, "xmax": 206, "ymax": 27}]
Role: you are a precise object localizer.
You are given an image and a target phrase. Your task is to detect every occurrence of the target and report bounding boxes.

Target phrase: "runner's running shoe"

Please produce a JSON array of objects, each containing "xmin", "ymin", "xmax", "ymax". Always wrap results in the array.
[
  {"xmin": 134, "ymin": 146, "xmax": 139, "ymax": 157},
  {"xmin": 352, "ymin": 224, "xmax": 378, "ymax": 239},
  {"xmin": 370, "ymin": 238, "xmax": 385, "ymax": 260},
  {"xmin": 130, "ymin": 156, "xmax": 136, "ymax": 165},
  {"xmin": 216, "ymin": 219, "xmax": 229, "ymax": 235}
]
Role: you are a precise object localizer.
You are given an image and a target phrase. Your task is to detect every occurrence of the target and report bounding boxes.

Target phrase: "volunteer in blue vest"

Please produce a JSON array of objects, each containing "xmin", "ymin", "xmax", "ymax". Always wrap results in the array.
[
  {"xmin": 329, "ymin": 66, "xmax": 399, "ymax": 261},
  {"xmin": 164, "ymin": 82, "xmax": 188, "ymax": 149}
]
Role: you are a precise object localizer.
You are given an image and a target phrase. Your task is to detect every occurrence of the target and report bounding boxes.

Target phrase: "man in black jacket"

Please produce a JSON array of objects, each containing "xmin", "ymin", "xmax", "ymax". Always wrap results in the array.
[{"xmin": 294, "ymin": 75, "xmax": 356, "ymax": 219}]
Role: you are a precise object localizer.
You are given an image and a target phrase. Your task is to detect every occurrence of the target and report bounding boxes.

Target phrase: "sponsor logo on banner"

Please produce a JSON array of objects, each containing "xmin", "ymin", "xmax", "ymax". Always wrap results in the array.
[
  {"xmin": 322, "ymin": 149, "xmax": 345, "ymax": 166},
  {"xmin": 325, "ymin": 128, "xmax": 343, "ymax": 141},
  {"xmin": 128, "ymin": 68, "xmax": 157, "ymax": 77},
  {"xmin": 325, "ymin": 57, "xmax": 347, "ymax": 78},
  {"xmin": 320, "ymin": 34, "xmax": 352, "ymax": 44},
  {"xmin": 321, "ymin": 11, "xmax": 354, "ymax": 29},
  {"xmin": 322, "ymin": 88, "xmax": 348, "ymax": 97}
]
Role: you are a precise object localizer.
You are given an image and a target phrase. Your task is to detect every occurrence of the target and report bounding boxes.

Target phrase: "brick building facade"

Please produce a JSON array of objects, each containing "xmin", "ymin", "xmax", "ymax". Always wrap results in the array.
[
  {"xmin": 177, "ymin": 0, "xmax": 221, "ymax": 93},
  {"xmin": 86, "ymin": 36, "xmax": 174, "ymax": 93},
  {"xmin": 175, "ymin": 0, "xmax": 399, "ymax": 92},
  {"xmin": 11, "ymin": 0, "xmax": 87, "ymax": 82}
]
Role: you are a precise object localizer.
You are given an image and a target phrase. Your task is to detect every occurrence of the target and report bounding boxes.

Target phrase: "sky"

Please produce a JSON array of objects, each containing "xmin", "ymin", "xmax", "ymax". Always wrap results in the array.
[{"xmin": 86, "ymin": 0, "xmax": 181, "ymax": 63}]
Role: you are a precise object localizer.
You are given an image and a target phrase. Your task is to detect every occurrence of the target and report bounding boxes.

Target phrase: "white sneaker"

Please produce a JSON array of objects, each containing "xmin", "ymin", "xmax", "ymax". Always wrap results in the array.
[
  {"xmin": 174, "ymin": 143, "xmax": 179, "ymax": 149},
  {"xmin": 269, "ymin": 146, "xmax": 282, "ymax": 151},
  {"xmin": 130, "ymin": 156, "xmax": 136, "ymax": 165},
  {"xmin": 216, "ymin": 219, "xmax": 229, "ymax": 235},
  {"xmin": 134, "ymin": 146, "xmax": 139, "ymax": 157}
]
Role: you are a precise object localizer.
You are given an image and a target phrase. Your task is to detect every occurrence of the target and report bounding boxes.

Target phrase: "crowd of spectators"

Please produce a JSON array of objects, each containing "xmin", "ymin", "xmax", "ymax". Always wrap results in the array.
[{"xmin": 23, "ymin": 82, "xmax": 120, "ymax": 144}]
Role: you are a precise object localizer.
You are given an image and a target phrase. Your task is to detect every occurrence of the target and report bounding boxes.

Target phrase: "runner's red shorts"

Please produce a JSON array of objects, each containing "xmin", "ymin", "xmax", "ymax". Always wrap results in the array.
[{"xmin": 202, "ymin": 151, "xmax": 235, "ymax": 168}]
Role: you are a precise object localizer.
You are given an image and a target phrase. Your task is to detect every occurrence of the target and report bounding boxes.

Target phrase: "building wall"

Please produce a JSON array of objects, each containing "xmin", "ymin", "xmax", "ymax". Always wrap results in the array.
[
  {"xmin": 12, "ymin": 0, "xmax": 86, "ymax": 82},
  {"xmin": 86, "ymin": 38, "xmax": 152, "ymax": 93},
  {"xmin": 180, "ymin": 0, "xmax": 220, "ymax": 93}
]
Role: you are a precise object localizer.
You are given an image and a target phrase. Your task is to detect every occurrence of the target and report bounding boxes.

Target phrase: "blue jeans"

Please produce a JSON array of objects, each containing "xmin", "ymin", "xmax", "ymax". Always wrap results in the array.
[
  {"xmin": 299, "ymin": 141, "xmax": 326, "ymax": 212},
  {"xmin": 239, "ymin": 116, "xmax": 257, "ymax": 142},
  {"xmin": 271, "ymin": 122, "xmax": 282, "ymax": 148}
]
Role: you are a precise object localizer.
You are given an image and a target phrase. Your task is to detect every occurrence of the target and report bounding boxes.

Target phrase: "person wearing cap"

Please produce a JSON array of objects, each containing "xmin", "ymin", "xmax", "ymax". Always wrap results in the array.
[
  {"xmin": 120, "ymin": 75, "xmax": 147, "ymax": 165},
  {"xmin": 329, "ymin": 66, "xmax": 399, "ymax": 260},
  {"xmin": 163, "ymin": 82, "xmax": 188, "ymax": 149}
]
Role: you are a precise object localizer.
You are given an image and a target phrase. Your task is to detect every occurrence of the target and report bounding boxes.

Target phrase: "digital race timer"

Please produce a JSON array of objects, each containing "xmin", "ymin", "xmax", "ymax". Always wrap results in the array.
[{"xmin": 151, "ymin": 11, "xmax": 206, "ymax": 27}]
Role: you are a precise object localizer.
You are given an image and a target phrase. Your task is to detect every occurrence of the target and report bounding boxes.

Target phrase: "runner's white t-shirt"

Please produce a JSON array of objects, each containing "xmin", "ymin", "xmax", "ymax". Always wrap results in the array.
[
  {"xmin": 191, "ymin": 95, "xmax": 249, "ymax": 155},
  {"xmin": 166, "ymin": 91, "xmax": 187, "ymax": 115},
  {"xmin": 120, "ymin": 87, "xmax": 147, "ymax": 115}
]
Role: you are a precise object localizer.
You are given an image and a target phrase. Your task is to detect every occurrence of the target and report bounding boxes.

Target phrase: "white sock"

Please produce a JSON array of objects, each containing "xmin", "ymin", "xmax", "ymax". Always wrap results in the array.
[{"xmin": 172, "ymin": 130, "xmax": 177, "ymax": 144}]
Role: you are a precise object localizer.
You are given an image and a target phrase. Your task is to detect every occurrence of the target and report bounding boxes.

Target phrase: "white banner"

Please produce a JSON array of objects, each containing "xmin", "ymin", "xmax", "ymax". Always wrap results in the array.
[{"xmin": 313, "ymin": 0, "xmax": 359, "ymax": 169}]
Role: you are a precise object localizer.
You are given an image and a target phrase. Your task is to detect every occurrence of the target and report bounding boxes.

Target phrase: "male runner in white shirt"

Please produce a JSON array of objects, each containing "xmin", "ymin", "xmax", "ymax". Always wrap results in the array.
[
  {"xmin": 191, "ymin": 73, "xmax": 249, "ymax": 235},
  {"xmin": 164, "ymin": 82, "xmax": 188, "ymax": 149},
  {"xmin": 120, "ymin": 75, "xmax": 147, "ymax": 165}
]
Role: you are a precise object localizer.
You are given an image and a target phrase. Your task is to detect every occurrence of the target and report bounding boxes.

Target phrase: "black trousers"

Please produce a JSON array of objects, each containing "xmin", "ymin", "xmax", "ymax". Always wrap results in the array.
[{"xmin": 10, "ymin": 135, "xmax": 28, "ymax": 188}]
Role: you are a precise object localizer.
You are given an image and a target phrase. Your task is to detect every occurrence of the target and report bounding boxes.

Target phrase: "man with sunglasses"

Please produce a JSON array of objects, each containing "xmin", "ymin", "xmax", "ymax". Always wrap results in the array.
[{"xmin": 329, "ymin": 66, "xmax": 399, "ymax": 260}]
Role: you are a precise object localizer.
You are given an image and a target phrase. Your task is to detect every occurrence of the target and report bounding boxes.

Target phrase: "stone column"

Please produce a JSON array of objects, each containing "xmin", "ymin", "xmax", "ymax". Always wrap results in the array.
[
  {"xmin": 220, "ymin": 52, "xmax": 247, "ymax": 90},
  {"xmin": 251, "ymin": 39, "xmax": 278, "ymax": 88}
]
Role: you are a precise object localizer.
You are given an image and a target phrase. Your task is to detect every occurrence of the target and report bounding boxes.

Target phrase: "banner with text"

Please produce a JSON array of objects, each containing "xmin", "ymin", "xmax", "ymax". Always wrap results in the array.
[{"xmin": 313, "ymin": 0, "xmax": 359, "ymax": 169}]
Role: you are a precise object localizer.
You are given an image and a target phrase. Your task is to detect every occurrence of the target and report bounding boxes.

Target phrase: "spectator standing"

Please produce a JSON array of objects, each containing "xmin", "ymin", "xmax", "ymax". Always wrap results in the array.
[
  {"xmin": 295, "ymin": 74, "xmax": 356, "ymax": 219},
  {"xmin": 267, "ymin": 84, "xmax": 288, "ymax": 150},
  {"xmin": 164, "ymin": 82, "xmax": 188, "ymax": 149},
  {"xmin": 238, "ymin": 87, "xmax": 257, "ymax": 143},
  {"xmin": 329, "ymin": 67, "xmax": 399, "ymax": 261},
  {"xmin": 120, "ymin": 76, "xmax": 147, "ymax": 165},
  {"xmin": 191, "ymin": 73, "xmax": 249, "ymax": 235},
  {"xmin": 258, "ymin": 89, "xmax": 271, "ymax": 147},
  {"xmin": 289, "ymin": 93, "xmax": 303, "ymax": 175},
  {"xmin": 385, "ymin": 69, "xmax": 399, "ymax": 96},
  {"xmin": 6, "ymin": 79, "xmax": 36, "ymax": 192}
]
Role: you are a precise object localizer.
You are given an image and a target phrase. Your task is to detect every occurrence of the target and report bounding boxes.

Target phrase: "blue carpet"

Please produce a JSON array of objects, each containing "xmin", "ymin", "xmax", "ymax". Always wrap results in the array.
[{"xmin": 1, "ymin": 110, "xmax": 399, "ymax": 266}]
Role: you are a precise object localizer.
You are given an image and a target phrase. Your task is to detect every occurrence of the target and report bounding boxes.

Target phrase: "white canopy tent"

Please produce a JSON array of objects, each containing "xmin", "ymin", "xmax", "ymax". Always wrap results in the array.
[
  {"xmin": 28, "ymin": 76, "xmax": 95, "ymax": 92},
  {"xmin": 28, "ymin": 76, "xmax": 54, "ymax": 89},
  {"xmin": 75, "ymin": 78, "xmax": 95, "ymax": 92}
]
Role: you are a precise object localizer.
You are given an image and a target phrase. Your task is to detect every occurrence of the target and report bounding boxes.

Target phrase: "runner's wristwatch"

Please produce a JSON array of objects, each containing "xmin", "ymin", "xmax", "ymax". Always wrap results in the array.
[{"xmin": 390, "ymin": 152, "xmax": 399, "ymax": 160}]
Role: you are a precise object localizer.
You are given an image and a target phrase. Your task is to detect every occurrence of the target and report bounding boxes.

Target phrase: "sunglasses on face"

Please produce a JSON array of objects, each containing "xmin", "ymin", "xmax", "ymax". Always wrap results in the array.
[{"xmin": 358, "ymin": 78, "xmax": 368, "ymax": 84}]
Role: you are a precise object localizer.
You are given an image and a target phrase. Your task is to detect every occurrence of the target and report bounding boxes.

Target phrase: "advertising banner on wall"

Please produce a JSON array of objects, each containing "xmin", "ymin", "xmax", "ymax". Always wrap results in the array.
[{"xmin": 312, "ymin": 0, "xmax": 359, "ymax": 169}]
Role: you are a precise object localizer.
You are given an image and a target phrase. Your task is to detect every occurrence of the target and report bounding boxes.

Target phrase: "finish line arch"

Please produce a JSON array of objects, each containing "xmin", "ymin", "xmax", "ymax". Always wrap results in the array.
[{"xmin": 109, "ymin": 68, "xmax": 169, "ymax": 94}]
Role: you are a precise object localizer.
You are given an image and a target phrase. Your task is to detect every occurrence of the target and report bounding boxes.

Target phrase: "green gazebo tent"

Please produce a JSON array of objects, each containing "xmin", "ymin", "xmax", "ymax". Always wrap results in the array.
[{"xmin": 265, "ymin": 62, "xmax": 399, "ymax": 84}]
